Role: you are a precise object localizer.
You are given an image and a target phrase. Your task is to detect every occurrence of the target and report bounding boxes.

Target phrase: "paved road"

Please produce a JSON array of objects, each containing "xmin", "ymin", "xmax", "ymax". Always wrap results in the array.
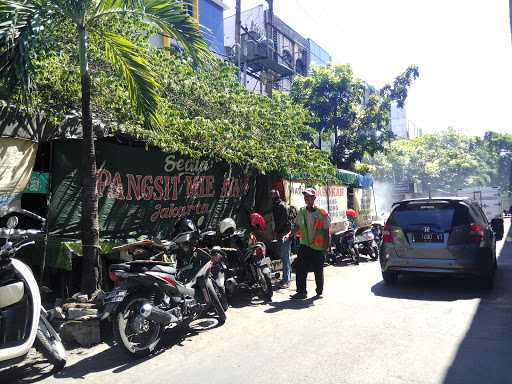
[{"xmin": 3, "ymin": 220, "xmax": 512, "ymax": 384}]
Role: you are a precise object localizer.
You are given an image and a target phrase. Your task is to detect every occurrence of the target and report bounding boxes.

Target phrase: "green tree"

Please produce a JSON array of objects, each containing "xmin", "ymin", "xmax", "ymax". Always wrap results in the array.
[
  {"xmin": 368, "ymin": 129, "xmax": 510, "ymax": 194},
  {"xmin": 0, "ymin": 0, "xmax": 210, "ymax": 296},
  {"xmin": 290, "ymin": 64, "xmax": 419, "ymax": 170},
  {"xmin": 474, "ymin": 132, "xmax": 512, "ymax": 192},
  {"xmin": 1, "ymin": 16, "xmax": 335, "ymax": 183}
]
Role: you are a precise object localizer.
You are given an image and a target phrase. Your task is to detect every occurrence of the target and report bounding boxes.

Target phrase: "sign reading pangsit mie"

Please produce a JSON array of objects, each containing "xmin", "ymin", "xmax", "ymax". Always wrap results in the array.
[{"xmin": 48, "ymin": 141, "xmax": 256, "ymax": 239}]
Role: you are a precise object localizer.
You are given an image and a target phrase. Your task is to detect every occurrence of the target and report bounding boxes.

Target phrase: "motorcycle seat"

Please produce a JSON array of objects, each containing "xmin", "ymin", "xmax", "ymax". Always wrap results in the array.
[
  {"xmin": 354, "ymin": 226, "xmax": 372, "ymax": 236},
  {"xmin": 110, "ymin": 261, "xmax": 176, "ymax": 275},
  {"xmin": 149, "ymin": 264, "xmax": 177, "ymax": 275},
  {"xmin": 334, "ymin": 229, "xmax": 354, "ymax": 237}
]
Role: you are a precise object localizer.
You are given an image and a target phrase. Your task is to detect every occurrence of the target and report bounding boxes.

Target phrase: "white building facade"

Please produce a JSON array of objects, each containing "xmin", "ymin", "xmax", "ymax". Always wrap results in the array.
[
  {"xmin": 224, "ymin": 5, "xmax": 330, "ymax": 95},
  {"xmin": 390, "ymin": 104, "xmax": 422, "ymax": 139}
]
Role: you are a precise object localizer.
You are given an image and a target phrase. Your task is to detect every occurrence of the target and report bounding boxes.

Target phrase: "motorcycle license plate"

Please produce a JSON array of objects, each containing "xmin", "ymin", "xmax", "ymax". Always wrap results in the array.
[
  {"xmin": 104, "ymin": 289, "xmax": 127, "ymax": 303},
  {"xmin": 257, "ymin": 257, "xmax": 271, "ymax": 267}
]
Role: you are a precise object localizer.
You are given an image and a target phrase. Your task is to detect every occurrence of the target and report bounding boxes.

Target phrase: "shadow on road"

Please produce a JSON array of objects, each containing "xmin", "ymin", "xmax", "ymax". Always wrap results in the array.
[
  {"xmin": 371, "ymin": 274, "xmax": 491, "ymax": 302},
  {"xmin": 227, "ymin": 290, "xmax": 271, "ymax": 309},
  {"xmin": 0, "ymin": 358, "xmax": 55, "ymax": 384},
  {"xmin": 328, "ymin": 256, "xmax": 376, "ymax": 268},
  {"xmin": 264, "ymin": 295, "xmax": 321, "ymax": 313},
  {"xmin": 443, "ymin": 221, "xmax": 512, "ymax": 384},
  {"xmin": 0, "ymin": 317, "xmax": 221, "ymax": 383}
]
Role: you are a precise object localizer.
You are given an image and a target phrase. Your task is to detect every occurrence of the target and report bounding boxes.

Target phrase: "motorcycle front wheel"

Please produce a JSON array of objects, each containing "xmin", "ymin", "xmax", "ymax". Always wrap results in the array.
[
  {"xmin": 257, "ymin": 268, "xmax": 273, "ymax": 302},
  {"xmin": 370, "ymin": 244, "xmax": 379, "ymax": 261},
  {"xmin": 206, "ymin": 278, "xmax": 227, "ymax": 324},
  {"xmin": 113, "ymin": 295, "xmax": 162, "ymax": 358},
  {"xmin": 350, "ymin": 248, "xmax": 359, "ymax": 265},
  {"xmin": 35, "ymin": 312, "xmax": 67, "ymax": 371},
  {"xmin": 213, "ymin": 280, "xmax": 229, "ymax": 312}
]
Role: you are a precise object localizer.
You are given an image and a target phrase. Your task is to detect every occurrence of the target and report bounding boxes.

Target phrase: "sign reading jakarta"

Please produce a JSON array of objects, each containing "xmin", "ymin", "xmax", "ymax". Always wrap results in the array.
[{"xmin": 48, "ymin": 141, "xmax": 256, "ymax": 239}]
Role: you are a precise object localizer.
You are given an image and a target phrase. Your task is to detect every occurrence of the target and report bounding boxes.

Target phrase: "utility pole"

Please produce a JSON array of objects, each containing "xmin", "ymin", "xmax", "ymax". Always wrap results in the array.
[
  {"xmin": 265, "ymin": 0, "xmax": 274, "ymax": 97},
  {"xmin": 235, "ymin": 0, "xmax": 241, "ymax": 83}
]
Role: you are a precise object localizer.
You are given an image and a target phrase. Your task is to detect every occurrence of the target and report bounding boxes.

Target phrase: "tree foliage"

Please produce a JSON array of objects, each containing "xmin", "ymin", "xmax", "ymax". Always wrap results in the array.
[
  {"xmin": 0, "ymin": 12, "xmax": 335, "ymax": 182},
  {"xmin": 290, "ymin": 64, "xmax": 419, "ymax": 170},
  {"xmin": 0, "ymin": 0, "xmax": 210, "ymax": 128},
  {"xmin": 368, "ymin": 129, "xmax": 512, "ymax": 193},
  {"xmin": 0, "ymin": 0, "xmax": 212, "ymax": 297}
]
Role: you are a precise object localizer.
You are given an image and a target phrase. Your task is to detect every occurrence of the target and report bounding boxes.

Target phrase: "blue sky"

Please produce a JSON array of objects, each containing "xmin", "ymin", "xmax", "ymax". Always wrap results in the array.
[{"xmin": 224, "ymin": 0, "xmax": 512, "ymax": 137}]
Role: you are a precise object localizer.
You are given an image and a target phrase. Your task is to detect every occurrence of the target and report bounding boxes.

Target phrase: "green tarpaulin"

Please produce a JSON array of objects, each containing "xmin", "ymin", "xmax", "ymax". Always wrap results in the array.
[{"xmin": 48, "ymin": 140, "xmax": 257, "ymax": 240}]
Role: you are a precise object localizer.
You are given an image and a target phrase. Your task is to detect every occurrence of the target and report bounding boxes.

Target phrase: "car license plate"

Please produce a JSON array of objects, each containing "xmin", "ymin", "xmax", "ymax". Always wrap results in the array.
[
  {"xmin": 104, "ymin": 289, "xmax": 127, "ymax": 303},
  {"xmin": 413, "ymin": 232, "xmax": 444, "ymax": 243},
  {"xmin": 258, "ymin": 257, "xmax": 271, "ymax": 267}
]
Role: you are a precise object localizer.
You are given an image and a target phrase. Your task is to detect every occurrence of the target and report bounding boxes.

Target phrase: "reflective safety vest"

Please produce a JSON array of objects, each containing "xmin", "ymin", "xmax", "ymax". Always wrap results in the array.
[{"xmin": 297, "ymin": 207, "xmax": 329, "ymax": 251}]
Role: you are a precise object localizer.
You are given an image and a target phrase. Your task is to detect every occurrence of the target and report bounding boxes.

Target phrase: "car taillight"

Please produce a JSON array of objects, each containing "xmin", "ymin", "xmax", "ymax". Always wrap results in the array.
[
  {"xmin": 469, "ymin": 223, "xmax": 484, "ymax": 243},
  {"xmin": 382, "ymin": 224, "xmax": 393, "ymax": 243}
]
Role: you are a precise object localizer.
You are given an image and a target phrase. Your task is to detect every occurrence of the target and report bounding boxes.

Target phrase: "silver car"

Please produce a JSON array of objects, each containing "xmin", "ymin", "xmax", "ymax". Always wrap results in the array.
[{"xmin": 380, "ymin": 197, "xmax": 500, "ymax": 289}]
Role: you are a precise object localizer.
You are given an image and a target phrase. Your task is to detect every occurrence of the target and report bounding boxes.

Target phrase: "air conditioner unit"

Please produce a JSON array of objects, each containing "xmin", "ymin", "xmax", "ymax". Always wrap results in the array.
[
  {"xmin": 225, "ymin": 46, "xmax": 234, "ymax": 58},
  {"xmin": 256, "ymin": 38, "xmax": 274, "ymax": 58}
]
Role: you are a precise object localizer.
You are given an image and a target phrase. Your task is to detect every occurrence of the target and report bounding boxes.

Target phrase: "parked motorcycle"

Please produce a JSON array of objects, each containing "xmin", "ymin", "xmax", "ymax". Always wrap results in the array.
[
  {"xmin": 371, "ymin": 222, "xmax": 383, "ymax": 247},
  {"xmin": 330, "ymin": 221, "xmax": 359, "ymax": 265},
  {"xmin": 215, "ymin": 218, "xmax": 273, "ymax": 302},
  {"xmin": 103, "ymin": 224, "xmax": 227, "ymax": 358},
  {"xmin": 0, "ymin": 212, "xmax": 66, "ymax": 371},
  {"xmin": 353, "ymin": 225, "xmax": 379, "ymax": 261}
]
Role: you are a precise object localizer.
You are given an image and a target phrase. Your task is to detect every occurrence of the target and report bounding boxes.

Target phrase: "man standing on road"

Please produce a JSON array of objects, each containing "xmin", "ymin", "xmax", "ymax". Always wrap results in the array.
[
  {"xmin": 271, "ymin": 190, "xmax": 292, "ymax": 288},
  {"xmin": 290, "ymin": 188, "xmax": 331, "ymax": 299}
]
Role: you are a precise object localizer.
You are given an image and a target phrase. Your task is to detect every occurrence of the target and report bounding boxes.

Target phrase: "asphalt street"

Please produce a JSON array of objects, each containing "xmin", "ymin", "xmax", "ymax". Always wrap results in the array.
[{"xmin": 3, "ymin": 219, "xmax": 512, "ymax": 384}]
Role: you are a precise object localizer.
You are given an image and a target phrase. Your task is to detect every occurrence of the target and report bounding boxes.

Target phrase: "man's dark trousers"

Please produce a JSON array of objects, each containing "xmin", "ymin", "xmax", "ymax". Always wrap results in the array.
[{"xmin": 296, "ymin": 245, "xmax": 324, "ymax": 296}]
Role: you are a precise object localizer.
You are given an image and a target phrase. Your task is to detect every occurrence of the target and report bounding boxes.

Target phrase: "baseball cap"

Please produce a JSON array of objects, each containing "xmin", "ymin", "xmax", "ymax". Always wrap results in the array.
[{"xmin": 302, "ymin": 188, "xmax": 317, "ymax": 197}]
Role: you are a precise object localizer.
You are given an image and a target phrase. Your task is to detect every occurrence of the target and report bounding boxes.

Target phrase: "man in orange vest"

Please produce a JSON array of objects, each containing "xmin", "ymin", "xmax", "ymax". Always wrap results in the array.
[{"xmin": 290, "ymin": 188, "xmax": 331, "ymax": 299}]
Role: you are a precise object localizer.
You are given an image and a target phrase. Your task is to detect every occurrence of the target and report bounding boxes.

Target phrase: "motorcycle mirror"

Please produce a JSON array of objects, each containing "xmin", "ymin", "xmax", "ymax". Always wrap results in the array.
[{"xmin": 6, "ymin": 216, "xmax": 18, "ymax": 229}]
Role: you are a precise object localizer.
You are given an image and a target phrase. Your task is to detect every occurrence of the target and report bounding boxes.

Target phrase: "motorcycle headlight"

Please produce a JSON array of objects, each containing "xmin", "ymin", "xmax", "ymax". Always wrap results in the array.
[
  {"xmin": 356, "ymin": 232, "xmax": 374, "ymax": 242},
  {"xmin": 364, "ymin": 232, "xmax": 375, "ymax": 241}
]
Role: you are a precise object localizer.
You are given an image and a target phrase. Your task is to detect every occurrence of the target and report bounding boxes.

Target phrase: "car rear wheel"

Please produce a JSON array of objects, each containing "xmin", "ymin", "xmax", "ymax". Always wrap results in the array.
[{"xmin": 382, "ymin": 271, "xmax": 398, "ymax": 285}]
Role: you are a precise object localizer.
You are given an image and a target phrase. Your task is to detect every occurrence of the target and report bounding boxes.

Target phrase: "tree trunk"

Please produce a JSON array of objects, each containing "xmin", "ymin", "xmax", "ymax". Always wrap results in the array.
[{"xmin": 78, "ymin": 25, "xmax": 100, "ymax": 296}]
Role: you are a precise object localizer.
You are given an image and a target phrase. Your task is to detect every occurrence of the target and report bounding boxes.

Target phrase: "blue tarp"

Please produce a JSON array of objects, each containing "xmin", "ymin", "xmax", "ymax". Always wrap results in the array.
[{"xmin": 336, "ymin": 169, "xmax": 373, "ymax": 188}]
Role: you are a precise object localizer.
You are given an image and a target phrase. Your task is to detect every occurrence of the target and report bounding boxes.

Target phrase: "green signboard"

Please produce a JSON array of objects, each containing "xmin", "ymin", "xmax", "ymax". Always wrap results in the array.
[{"xmin": 48, "ymin": 141, "xmax": 256, "ymax": 240}]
